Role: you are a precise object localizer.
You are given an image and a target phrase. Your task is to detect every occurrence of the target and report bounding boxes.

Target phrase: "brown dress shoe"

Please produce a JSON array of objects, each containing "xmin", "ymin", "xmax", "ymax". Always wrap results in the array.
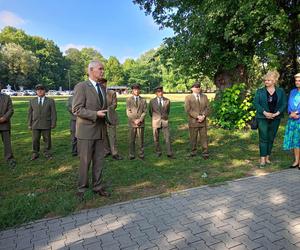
[
  {"xmin": 112, "ymin": 154, "xmax": 123, "ymax": 160},
  {"xmin": 31, "ymin": 154, "xmax": 39, "ymax": 161},
  {"xmin": 93, "ymin": 188, "xmax": 110, "ymax": 197}
]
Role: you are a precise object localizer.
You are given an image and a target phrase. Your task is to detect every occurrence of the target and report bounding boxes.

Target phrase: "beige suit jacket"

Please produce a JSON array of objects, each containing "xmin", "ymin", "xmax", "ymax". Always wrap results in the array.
[
  {"xmin": 126, "ymin": 96, "xmax": 147, "ymax": 128},
  {"xmin": 106, "ymin": 89, "xmax": 118, "ymax": 125},
  {"xmin": 0, "ymin": 93, "xmax": 13, "ymax": 131},
  {"xmin": 149, "ymin": 97, "xmax": 170, "ymax": 128},
  {"xmin": 28, "ymin": 97, "xmax": 57, "ymax": 129},
  {"xmin": 72, "ymin": 80, "xmax": 106, "ymax": 140},
  {"xmin": 184, "ymin": 93, "xmax": 209, "ymax": 127}
]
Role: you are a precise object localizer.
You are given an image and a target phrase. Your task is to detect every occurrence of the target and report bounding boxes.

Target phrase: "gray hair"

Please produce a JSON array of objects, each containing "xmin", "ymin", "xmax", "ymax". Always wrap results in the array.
[
  {"xmin": 88, "ymin": 60, "xmax": 103, "ymax": 74},
  {"xmin": 294, "ymin": 73, "xmax": 300, "ymax": 79}
]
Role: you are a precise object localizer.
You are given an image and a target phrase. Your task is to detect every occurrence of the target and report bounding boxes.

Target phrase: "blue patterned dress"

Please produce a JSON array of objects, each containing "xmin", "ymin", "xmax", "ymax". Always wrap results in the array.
[{"xmin": 283, "ymin": 89, "xmax": 300, "ymax": 150}]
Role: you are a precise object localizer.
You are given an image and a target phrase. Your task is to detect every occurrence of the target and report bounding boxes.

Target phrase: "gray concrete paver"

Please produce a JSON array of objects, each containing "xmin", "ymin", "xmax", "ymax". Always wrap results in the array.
[{"xmin": 1, "ymin": 170, "xmax": 300, "ymax": 250}]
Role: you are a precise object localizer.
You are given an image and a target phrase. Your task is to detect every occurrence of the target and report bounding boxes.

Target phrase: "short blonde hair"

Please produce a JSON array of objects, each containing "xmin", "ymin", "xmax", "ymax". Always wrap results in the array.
[
  {"xmin": 294, "ymin": 73, "xmax": 300, "ymax": 79},
  {"xmin": 263, "ymin": 70, "xmax": 280, "ymax": 82}
]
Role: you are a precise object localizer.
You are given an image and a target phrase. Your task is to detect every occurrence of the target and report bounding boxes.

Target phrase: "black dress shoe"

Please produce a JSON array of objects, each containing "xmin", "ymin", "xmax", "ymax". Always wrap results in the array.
[
  {"xmin": 45, "ymin": 154, "xmax": 53, "ymax": 160},
  {"xmin": 202, "ymin": 155, "xmax": 209, "ymax": 160},
  {"xmin": 289, "ymin": 165, "xmax": 298, "ymax": 168},
  {"xmin": 8, "ymin": 159, "xmax": 16, "ymax": 168},
  {"xmin": 93, "ymin": 188, "xmax": 110, "ymax": 197},
  {"xmin": 112, "ymin": 154, "xmax": 123, "ymax": 160},
  {"xmin": 167, "ymin": 155, "xmax": 176, "ymax": 159},
  {"xmin": 76, "ymin": 192, "xmax": 84, "ymax": 202},
  {"xmin": 104, "ymin": 152, "xmax": 111, "ymax": 158},
  {"xmin": 129, "ymin": 156, "xmax": 135, "ymax": 160}
]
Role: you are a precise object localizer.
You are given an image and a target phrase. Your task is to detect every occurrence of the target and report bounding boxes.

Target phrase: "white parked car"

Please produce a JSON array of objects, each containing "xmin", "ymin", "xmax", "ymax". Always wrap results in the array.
[
  {"xmin": 25, "ymin": 90, "xmax": 36, "ymax": 96},
  {"xmin": 1, "ymin": 89, "xmax": 17, "ymax": 96},
  {"xmin": 47, "ymin": 90, "xmax": 61, "ymax": 96}
]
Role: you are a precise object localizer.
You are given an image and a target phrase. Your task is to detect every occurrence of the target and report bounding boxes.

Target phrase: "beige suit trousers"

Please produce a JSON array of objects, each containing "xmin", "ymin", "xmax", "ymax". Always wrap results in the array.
[
  {"xmin": 153, "ymin": 127, "xmax": 173, "ymax": 156},
  {"xmin": 77, "ymin": 138, "xmax": 105, "ymax": 192},
  {"xmin": 129, "ymin": 127, "xmax": 144, "ymax": 158},
  {"xmin": 32, "ymin": 129, "xmax": 51, "ymax": 155},
  {"xmin": 0, "ymin": 131, "xmax": 14, "ymax": 161},
  {"xmin": 107, "ymin": 125, "xmax": 118, "ymax": 156},
  {"xmin": 189, "ymin": 127, "xmax": 208, "ymax": 155}
]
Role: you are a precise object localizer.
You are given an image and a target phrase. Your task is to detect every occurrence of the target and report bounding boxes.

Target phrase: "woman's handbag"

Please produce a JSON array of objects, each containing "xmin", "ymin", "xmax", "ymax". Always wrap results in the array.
[{"xmin": 250, "ymin": 117, "xmax": 258, "ymax": 130}]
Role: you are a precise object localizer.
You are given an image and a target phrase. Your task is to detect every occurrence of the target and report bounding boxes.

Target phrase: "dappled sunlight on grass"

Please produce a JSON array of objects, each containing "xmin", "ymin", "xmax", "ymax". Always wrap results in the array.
[
  {"xmin": 116, "ymin": 181, "xmax": 154, "ymax": 193},
  {"xmin": 153, "ymin": 160, "xmax": 172, "ymax": 167},
  {"xmin": 53, "ymin": 164, "xmax": 73, "ymax": 174}
]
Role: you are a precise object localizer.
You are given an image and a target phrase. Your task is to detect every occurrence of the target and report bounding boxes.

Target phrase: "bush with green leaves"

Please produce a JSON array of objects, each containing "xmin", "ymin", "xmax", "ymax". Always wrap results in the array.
[{"xmin": 211, "ymin": 83, "xmax": 256, "ymax": 129}]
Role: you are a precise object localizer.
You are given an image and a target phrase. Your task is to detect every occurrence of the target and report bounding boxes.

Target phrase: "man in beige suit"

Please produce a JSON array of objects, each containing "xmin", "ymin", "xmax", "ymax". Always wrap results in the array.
[
  {"xmin": 184, "ymin": 82, "xmax": 210, "ymax": 159},
  {"xmin": 102, "ymin": 79, "xmax": 123, "ymax": 160},
  {"xmin": 0, "ymin": 83, "xmax": 16, "ymax": 167},
  {"xmin": 67, "ymin": 95, "xmax": 77, "ymax": 156},
  {"xmin": 72, "ymin": 60, "xmax": 109, "ymax": 200},
  {"xmin": 28, "ymin": 84, "xmax": 57, "ymax": 160},
  {"xmin": 149, "ymin": 86, "xmax": 174, "ymax": 158},
  {"xmin": 126, "ymin": 84, "xmax": 147, "ymax": 160}
]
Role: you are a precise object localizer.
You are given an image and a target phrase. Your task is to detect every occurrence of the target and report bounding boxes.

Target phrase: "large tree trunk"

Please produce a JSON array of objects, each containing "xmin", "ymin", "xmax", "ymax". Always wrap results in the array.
[{"xmin": 214, "ymin": 64, "xmax": 248, "ymax": 91}]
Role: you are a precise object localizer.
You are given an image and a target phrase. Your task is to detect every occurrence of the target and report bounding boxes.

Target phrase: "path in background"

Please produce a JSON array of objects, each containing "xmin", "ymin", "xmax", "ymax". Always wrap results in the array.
[{"xmin": 1, "ymin": 169, "xmax": 300, "ymax": 250}]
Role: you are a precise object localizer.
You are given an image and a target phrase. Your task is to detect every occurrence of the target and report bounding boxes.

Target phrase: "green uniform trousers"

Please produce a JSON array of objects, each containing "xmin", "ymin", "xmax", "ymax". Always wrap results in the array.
[{"xmin": 257, "ymin": 118, "xmax": 281, "ymax": 157}]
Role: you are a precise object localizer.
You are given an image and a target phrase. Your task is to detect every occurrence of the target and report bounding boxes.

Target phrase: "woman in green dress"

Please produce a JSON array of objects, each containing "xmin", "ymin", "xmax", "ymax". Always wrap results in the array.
[{"xmin": 253, "ymin": 70, "xmax": 287, "ymax": 167}]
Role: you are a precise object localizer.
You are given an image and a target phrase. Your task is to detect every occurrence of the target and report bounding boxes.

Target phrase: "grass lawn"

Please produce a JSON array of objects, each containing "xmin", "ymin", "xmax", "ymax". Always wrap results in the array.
[{"xmin": 0, "ymin": 94, "xmax": 292, "ymax": 230}]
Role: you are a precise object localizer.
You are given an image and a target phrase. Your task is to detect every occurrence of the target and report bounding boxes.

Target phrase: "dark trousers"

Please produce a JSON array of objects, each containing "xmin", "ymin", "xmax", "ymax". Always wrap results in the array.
[
  {"xmin": 0, "ymin": 130, "xmax": 14, "ymax": 161},
  {"xmin": 257, "ymin": 118, "xmax": 281, "ymax": 157},
  {"xmin": 189, "ymin": 126, "xmax": 208, "ymax": 156},
  {"xmin": 153, "ymin": 126, "xmax": 173, "ymax": 156},
  {"xmin": 129, "ymin": 127, "xmax": 144, "ymax": 158},
  {"xmin": 77, "ymin": 139, "xmax": 105, "ymax": 193},
  {"xmin": 70, "ymin": 120, "xmax": 77, "ymax": 155},
  {"xmin": 32, "ymin": 129, "xmax": 51, "ymax": 156}
]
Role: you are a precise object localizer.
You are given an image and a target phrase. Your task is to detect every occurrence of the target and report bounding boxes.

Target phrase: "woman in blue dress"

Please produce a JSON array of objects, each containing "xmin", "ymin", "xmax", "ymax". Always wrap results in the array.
[{"xmin": 283, "ymin": 73, "xmax": 300, "ymax": 169}]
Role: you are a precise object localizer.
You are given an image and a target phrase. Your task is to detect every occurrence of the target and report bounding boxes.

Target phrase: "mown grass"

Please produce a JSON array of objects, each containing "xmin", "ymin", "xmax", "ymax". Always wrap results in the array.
[{"xmin": 0, "ymin": 94, "xmax": 292, "ymax": 230}]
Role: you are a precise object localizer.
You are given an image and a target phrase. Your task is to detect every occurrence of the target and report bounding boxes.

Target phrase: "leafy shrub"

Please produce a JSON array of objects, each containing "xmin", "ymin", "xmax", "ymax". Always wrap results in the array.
[{"xmin": 211, "ymin": 83, "xmax": 256, "ymax": 129}]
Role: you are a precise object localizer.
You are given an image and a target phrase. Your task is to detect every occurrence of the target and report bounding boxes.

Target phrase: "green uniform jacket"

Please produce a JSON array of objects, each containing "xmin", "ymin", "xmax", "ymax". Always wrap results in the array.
[{"xmin": 253, "ymin": 87, "xmax": 287, "ymax": 119}]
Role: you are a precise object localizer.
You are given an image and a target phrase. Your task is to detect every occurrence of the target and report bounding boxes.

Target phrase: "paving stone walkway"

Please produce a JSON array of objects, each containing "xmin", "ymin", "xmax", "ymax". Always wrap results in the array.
[{"xmin": 1, "ymin": 169, "xmax": 300, "ymax": 250}]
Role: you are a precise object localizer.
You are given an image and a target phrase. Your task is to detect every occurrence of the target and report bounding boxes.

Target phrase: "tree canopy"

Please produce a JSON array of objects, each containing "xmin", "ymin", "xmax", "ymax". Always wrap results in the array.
[
  {"xmin": 0, "ymin": 26, "xmax": 214, "ymax": 92},
  {"xmin": 134, "ymin": 0, "xmax": 300, "ymax": 89}
]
